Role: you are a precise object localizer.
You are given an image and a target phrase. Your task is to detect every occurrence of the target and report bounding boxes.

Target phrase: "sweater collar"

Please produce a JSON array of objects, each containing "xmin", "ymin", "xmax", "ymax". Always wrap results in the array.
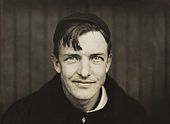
[{"xmin": 86, "ymin": 86, "xmax": 108, "ymax": 113}]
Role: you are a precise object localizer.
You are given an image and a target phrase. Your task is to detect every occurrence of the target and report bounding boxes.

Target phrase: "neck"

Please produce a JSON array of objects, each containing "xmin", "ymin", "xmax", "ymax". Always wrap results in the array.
[{"xmin": 62, "ymin": 86, "xmax": 101, "ymax": 112}]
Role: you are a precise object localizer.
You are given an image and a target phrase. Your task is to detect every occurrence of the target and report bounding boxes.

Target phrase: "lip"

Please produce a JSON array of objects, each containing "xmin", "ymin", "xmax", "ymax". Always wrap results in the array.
[{"xmin": 72, "ymin": 80, "xmax": 95, "ymax": 84}]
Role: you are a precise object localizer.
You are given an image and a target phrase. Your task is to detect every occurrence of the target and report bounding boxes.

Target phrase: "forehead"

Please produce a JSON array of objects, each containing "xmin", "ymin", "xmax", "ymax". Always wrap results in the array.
[{"xmin": 59, "ymin": 31, "xmax": 108, "ymax": 55}]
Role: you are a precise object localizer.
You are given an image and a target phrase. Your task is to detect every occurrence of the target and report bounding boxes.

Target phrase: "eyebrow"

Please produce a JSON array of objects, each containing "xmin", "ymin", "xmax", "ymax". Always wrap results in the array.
[
  {"xmin": 90, "ymin": 53, "xmax": 105, "ymax": 56},
  {"xmin": 63, "ymin": 54, "xmax": 80, "ymax": 57},
  {"xmin": 63, "ymin": 53, "xmax": 105, "ymax": 57}
]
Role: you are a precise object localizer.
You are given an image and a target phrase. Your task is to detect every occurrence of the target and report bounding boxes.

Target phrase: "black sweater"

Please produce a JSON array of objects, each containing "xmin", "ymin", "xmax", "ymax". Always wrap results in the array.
[{"xmin": 1, "ymin": 74, "xmax": 148, "ymax": 124}]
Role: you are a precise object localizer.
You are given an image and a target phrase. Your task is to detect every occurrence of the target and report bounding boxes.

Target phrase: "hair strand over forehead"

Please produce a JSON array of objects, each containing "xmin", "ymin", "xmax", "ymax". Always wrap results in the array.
[{"xmin": 53, "ymin": 13, "xmax": 112, "ymax": 58}]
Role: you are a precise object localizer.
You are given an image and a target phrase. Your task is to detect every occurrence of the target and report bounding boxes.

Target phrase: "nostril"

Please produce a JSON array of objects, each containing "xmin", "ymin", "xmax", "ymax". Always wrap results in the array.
[{"xmin": 78, "ymin": 73, "xmax": 90, "ymax": 79}]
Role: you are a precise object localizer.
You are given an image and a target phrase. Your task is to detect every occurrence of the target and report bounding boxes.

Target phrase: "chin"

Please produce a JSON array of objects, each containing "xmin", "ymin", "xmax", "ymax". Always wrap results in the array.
[{"xmin": 73, "ymin": 93, "xmax": 95, "ymax": 101}]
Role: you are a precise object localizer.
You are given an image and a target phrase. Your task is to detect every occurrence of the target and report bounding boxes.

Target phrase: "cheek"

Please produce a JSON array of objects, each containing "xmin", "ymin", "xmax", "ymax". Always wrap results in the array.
[
  {"xmin": 91, "ymin": 64, "xmax": 108, "ymax": 76},
  {"xmin": 91, "ymin": 63, "xmax": 108, "ymax": 83},
  {"xmin": 60, "ymin": 63, "xmax": 78, "ymax": 78}
]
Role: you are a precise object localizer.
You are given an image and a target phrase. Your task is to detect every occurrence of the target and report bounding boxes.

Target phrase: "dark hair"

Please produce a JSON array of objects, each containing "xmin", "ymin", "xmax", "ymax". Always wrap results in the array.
[{"xmin": 53, "ymin": 13, "xmax": 111, "ymax": 58}]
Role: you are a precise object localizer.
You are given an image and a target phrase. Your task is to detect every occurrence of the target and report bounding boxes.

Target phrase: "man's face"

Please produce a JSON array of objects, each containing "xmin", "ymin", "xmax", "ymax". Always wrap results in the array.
[{"xmin": 53, "ymin": 31, "xmax": 112, "ymax": 101}]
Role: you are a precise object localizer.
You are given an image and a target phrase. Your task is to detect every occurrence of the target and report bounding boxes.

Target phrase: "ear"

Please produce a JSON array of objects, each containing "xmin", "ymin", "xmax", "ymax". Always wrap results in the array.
[
  {"xmin": 51, "ymin": 54, "xmax": 61, "ymax": 73},
  {"xmin": 106, "ymin": 54, "xmax": 112, "ymax": 73}
]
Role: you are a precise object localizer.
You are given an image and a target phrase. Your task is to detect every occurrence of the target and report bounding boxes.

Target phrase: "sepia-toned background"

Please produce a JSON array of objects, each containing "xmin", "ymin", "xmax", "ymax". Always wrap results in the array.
[{"xmin": 0, "ymin": 0, "xmax": 170, "ymax": 120}]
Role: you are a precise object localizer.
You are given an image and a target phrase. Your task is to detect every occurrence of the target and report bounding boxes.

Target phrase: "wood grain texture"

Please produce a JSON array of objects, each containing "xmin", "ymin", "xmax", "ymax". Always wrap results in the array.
[
  {"xmin": 112, "ymin": 5, "xmax": 128, "ymax": 91},
  {"xmin": 152, "ymin": 7, "xmax": 166, "ymax": 110},
  {"xmin": 0, "ymin": 0, "xmax": 169, "ymax": 117},
  {"xmin": 1, "ymin": 0, "xmax": 16, "ymax": 112},
  {"xmin": 138, "ymin": 6, "xmax": 154, "ymax": 112},
  {"xmin": 165, "ymin": 8, "xmax": 170, "ymax": 98},
  {"xmin": 30, "ymin": 0, "xmax": 46, "ymax": 92},
  {"xmin": 0, "ymin": 0, "xmax": 3, "ymax": 118},
  {"xmin": 126, "ymin": 7, "xmax": 140, "ymax": 100},
  {"xmin": 15, "ymin": 1, "xmax": 30, "ymax": 99}
]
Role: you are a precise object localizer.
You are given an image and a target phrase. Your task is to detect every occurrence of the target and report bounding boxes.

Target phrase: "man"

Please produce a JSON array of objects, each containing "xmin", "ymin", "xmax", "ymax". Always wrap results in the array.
[{"xmin": 1, "ymin": 13, "xmax": 148, "ymax": 124}]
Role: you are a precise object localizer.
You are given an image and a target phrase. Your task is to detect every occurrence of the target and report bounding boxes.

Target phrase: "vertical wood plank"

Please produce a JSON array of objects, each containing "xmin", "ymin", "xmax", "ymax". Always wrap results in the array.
[
  {"xmin": 112, "ymin": 5, "xmax": 128, "ymax": 91},
  {"xmin": 30, "ymin": 1, "xmax": 46, "ymax": 92},
  {"xmin": 126, "ymin": 7, "xmax": 140, "ymax": 100},
  {"xmin": 65, "ymin": 0, "xmax": 87, "ymax": 13},
  {"xmin": 0, "ymin": 0, "xmax": 169, "ymax": 117},
  {"xmin": 45, "ymin": 1, "xmax": 54, "ymax": 81},
  {"xmin": 165, "ymin": 8, "xmax": 170, "ymax": 98},
  {"xmin": 0, "ymin": 0, "xmax": 3, "ymax": 119},
  {"xmin": 0, "ymin": 0, "xmax": 16, "ymax": 112},
  {"xmin": 111, "ymin": 5, "xmax": 118, "ymax": 79},
  {"xmin": 152, "ymin": 7, "xmax": 166, "ymax": 107},
  {"xmin": 56, "ymin": 0, "xmax": 88, "ymax": 21},
  {"xmin": 15, "ymin": 3, "xmax": 30, "ymax": 99},
  {"xmin": 139, "ymin": 6, "xmax": 154, "ymax": 112}
]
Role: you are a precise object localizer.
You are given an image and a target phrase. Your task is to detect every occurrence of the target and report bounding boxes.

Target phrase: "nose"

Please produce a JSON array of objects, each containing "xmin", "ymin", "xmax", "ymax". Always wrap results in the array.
[{"xmin": 77, "ymin": 58, "xmax": 91, "ymax": 78}]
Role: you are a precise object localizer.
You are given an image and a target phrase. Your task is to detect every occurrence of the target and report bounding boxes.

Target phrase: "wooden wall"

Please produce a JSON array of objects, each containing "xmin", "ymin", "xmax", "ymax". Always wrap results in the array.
[{"xmin": 0, "ymin": 0, "xmax": 170, "ymax": 119}]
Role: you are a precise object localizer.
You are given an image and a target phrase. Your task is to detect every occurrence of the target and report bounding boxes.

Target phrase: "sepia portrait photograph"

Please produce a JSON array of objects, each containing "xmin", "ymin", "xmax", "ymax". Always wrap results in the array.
[{"xmin": 0, "ymin": 0, "xmax": 170, "ymax": 124}]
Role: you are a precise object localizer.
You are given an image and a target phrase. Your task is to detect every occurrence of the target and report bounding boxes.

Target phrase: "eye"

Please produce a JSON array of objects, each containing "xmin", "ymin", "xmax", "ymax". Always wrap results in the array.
[
  {"xmin": 91, "ymin": 56, "xmax": 104, "ymax": 63},
  {"xmin": 64, "ymin": 56, "xmax": 79, "ymax": 63}
]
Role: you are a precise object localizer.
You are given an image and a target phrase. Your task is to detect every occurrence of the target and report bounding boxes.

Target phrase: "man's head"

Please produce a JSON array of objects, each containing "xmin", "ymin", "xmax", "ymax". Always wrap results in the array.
[
  {"xmin": 52, "ymin": 13, "xmax": 112, "ymax": 105},
  {"xmin": 53, "ymin": 13, "xmax": 112, "ymax": 58}
]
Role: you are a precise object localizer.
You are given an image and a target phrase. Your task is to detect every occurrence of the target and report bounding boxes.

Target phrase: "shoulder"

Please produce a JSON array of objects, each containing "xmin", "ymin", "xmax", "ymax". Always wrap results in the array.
[
  {"xmin": 1, "ymin": 74, "xmax": 60, "ymax": 124},
  {"xmin": 1, "ymin": 92, "xmax": 36, "ymax": 124},
  {"xmin": 105, "ymin": 75, "xmax": 148, "ymax": 123},
  {"xmin": 151, "ymin": 98, "xmax": 170, "ymax": 124}
]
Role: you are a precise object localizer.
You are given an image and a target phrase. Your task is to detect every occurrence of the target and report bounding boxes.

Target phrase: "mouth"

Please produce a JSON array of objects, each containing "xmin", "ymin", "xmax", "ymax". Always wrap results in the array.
[{"xmin": 72, "ymin": 80, "xmax": 95, "ymax": 84}]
